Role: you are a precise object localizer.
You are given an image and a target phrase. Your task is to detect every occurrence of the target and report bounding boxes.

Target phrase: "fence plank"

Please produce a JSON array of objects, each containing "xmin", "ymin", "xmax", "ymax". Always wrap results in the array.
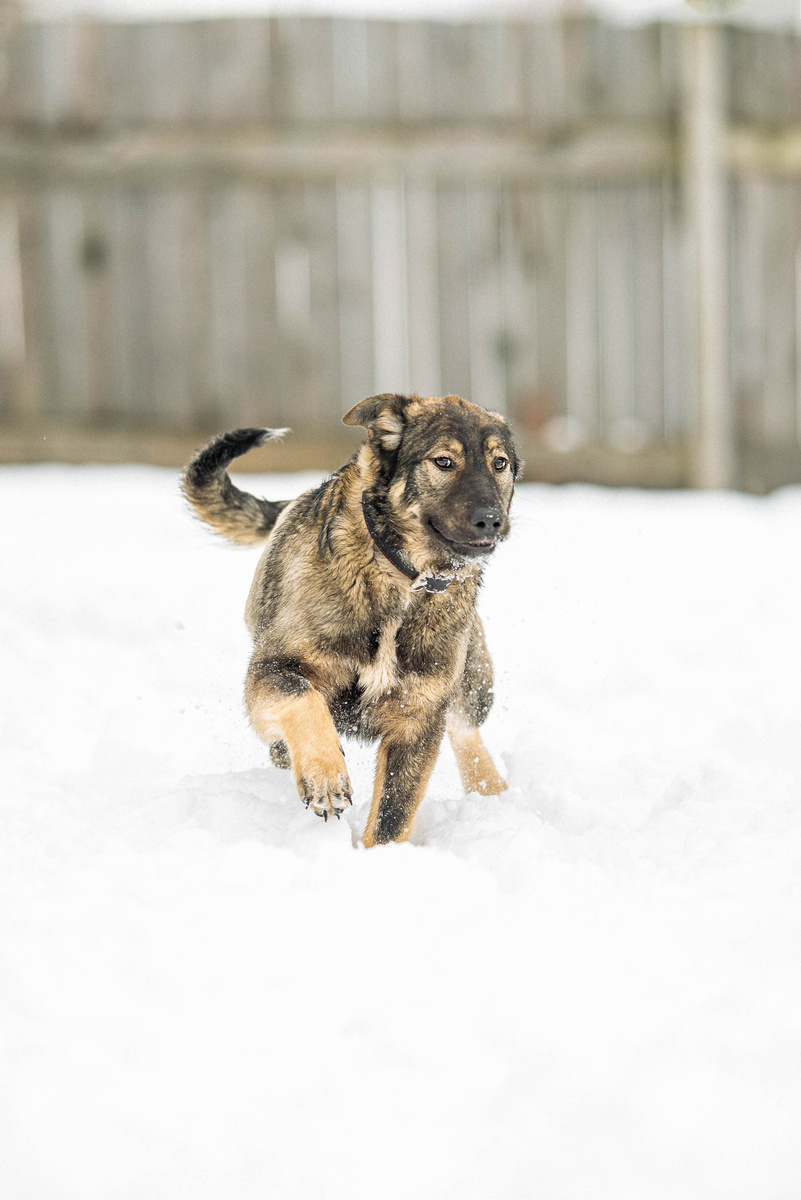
[
  {"xmin": 107, "ymin": 188, "xmax": 154, "ymax": 423},
  {"xmin": 200, "ymin": 19, "xmax": 272, "ymax": 126},
  {"xmin": 336, "ymin": 181, "xmax": 374, "ymax": 408},
  {"xmin": 0, "ymin": 196, "xmax": 25, "ymax": 418},
  {"xmin": 270, "ymin": 17, "xmax": 334, "ymax": 125},
  {"xmin": 597, "ymin": 186, "xmax": 635, "ymax": 444},
  {"xmin": 730, "ymin": 176, "xmax": 767, "ymax": 450},
  {"xmin": 631, "ymin": 182, "xmax": 665, "ymax": 442},
  {"xmin": 371, "ymin": 179, "xmax": 409, "ymax": 395},
  {"xmin": 436, "ymin": 182, "xmax": 472, "ymax": 400},
  {"xmin": 240, "ymin": 188, "xmax": 278, "ymax": 427},
  {"xmin": 43, "ymin": 189, "xmax": 89, "ymax": 420},
  {"xmin": 467, "ymin": 183, "xmax": 506, "ymax": 413},
  {"xmin": 565, "ymin": 184, "xmax": 599, "ymax": 441},
  {"xmin": 763, "ymin": 179, "xmax": 798, "ymax": 446},
  {"xmin": 531, "ymin": 187, "xmax": 568, "ymax": 435},
  {"xmin": 499, "ymin": 188, "xmax": 540, "ymax": 431},
  {"xmin": 405, "ymin": 179, "xmax": 441, "ymax": 398},
  {"xmin": 661, "ymin": 176, "xmax": 689, "ymax": 441}
]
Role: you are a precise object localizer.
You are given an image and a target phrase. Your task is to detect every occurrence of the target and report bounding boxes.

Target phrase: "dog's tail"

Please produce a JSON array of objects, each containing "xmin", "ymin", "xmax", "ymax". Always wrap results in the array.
[{"xmin": 182, "ymin": 428, "xmax": 290, "ymax": 546}]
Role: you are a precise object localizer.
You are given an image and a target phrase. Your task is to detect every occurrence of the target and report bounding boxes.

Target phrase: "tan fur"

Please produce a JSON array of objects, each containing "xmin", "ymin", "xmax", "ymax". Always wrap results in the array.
[
  {"xmin": 447, "ymin": 712, "xmax": 509, "ymax": 796},
  {"xmin": 184, "ymin": 394, "xmax": 518, "ymax": 844}
]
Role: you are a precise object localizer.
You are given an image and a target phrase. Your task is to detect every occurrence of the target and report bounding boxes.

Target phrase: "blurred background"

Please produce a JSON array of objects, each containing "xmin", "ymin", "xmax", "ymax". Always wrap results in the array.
[{"xmin": 0, "ymin": 0, "xmax": 800, "ymax": 488}]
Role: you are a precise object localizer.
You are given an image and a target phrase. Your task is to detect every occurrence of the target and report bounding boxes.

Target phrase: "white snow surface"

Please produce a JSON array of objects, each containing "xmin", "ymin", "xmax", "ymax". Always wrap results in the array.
[{"xmin": 2, "ymin": 464, "xmax": 801, "ymax": 1199}]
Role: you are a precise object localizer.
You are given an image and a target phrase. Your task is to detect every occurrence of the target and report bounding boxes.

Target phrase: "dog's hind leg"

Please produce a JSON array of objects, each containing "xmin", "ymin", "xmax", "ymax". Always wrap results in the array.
[
  {"xmin": 246, "ymin": 659, "xmax": 352, "ymax": 821},
  {"xmin": 447, "ymin": 616, "xmax": 508, "ymax": 796},
  {"xmin": 447, "ymin": 709, "xmax": 508, "ymax": 796}
]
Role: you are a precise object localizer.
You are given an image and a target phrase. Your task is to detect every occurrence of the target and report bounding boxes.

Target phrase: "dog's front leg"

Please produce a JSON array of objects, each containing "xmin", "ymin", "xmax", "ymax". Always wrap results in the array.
[
  {"xmin": 245, "ymin": 660, "xmax": 352, "ymax": 821},
  {"xmin": 362, "ymin": 705, "xmax": 447, "ymax": 847}
]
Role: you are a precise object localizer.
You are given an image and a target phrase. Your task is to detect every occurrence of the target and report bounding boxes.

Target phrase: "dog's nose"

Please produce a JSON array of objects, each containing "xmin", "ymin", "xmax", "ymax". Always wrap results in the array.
[{"xmin": 470, "ymin": 505, "xmax": 503, "ymax": 533}]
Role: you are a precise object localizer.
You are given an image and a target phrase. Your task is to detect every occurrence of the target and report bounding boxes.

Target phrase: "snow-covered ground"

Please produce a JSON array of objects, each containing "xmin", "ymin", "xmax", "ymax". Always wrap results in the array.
[{"xmin": 1, "ymin": 463, "xmax": 800, "ymax": 1200}]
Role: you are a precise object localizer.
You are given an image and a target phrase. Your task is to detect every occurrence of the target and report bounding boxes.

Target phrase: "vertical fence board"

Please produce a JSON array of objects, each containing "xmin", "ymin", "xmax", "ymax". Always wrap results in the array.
[
  {"xmin": 201, "ymin": 19, "xmax": 272, "ymax": 126},
  {"xmin": 206, "ymin": 188, "xmax": 251, "ymax": 426},
  {"xmin": 467, "ymin": 183, "xmax": 506, "ymax": 413},
  {"xmin": 270, "ymin": 17, "xmax": 334, "ymax": 124},
  {"xmin": 0, "ymin": 197, "xmax": 25, "ymax": 418},
  {"xmin": 107, "ymin": 189, "xmax": 154, "ymax": 423},
  {"xmin": 80, "ymin": 192, "xmax": 114, "ymax": 422},
  {"xmin": 436, "ymin": 183, "xmax": 472, "ymax": 401},
  {"xmin": 597, "ymin": 186, "xmax": 635, "ymax": 443},
  {"xmin": 240, "ymin": 189, "xmax": 278, "ymax": 427},
  {"xmin": 500, "ymin": 188, "xmax": 540, "ymax": 431},
  {"xmin": 145, "ymin": 190, "xmax": 193, "ymax": 427},
  {"xmin": 44, "ymin": 190, "xmax": 89, "ymax": 420},
  {"xmin": 405, "ymin": 180, "xmax": 441, "ymax": 398},
  {"xmin": 16, "ymin": 194, "xmax": 51, "ymax": 423},
  {"xmin": 371, "ymin": 179, "xmax": 409, "ymax": 395},
  {"xmin": 337, "ymin": 181, "xmax": 374, "ymax": 409},
  {"xmin": 631, "ymin": 183, "xmax": 665, "ymax": 442},
  {"xmin": 763, "ymin": 179, "xmax": 798, "ymax": 446},
  {"xmin": 661, "ymin": 177, "xmax": 689, "ymax": 440},
  {"xmin": 565, "ymin": 185, "xmax": 599, "ymax": 440},
  {"xmin": 533, "ymin": 188, "xmax": 568, "ymax": 432},
  {"xmin": 730, "ymin": 176, "xmax": 766, "ymax": 450}
]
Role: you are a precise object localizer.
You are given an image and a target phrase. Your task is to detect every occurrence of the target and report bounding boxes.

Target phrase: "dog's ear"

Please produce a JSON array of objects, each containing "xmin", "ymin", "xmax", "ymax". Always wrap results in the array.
[{"xmin": 342, "ymin": 393, "xmax": 409, "ymax": 451}]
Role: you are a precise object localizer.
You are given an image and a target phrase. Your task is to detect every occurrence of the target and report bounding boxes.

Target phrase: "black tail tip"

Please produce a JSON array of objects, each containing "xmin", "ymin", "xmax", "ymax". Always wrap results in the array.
[{"xmin": 184, "ymin": 427, "xmax": 289, "ymax": 488}]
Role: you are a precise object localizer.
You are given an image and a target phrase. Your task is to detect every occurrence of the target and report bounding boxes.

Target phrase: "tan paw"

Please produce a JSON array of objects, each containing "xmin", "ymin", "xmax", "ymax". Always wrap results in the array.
[{"xmin": 298, "ymin": 760, "xmax": 353, "ymax": 822}]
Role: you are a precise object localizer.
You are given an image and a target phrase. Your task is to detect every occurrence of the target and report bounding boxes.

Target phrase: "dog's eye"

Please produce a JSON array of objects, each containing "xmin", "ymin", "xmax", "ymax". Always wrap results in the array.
[
  {"xmin": 433, "ymin": 457, "xmax": 453, "ymax": 471},
  {"xmin": 493, "ymin": 456, "xmax": 508, "ymax": 472}
]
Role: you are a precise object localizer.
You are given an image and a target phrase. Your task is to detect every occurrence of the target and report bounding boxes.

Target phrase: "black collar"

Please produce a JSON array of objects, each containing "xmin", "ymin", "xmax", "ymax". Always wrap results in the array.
[{"xmin": 361, "ymin": 497, "xmax": 455, "ymax": 594}]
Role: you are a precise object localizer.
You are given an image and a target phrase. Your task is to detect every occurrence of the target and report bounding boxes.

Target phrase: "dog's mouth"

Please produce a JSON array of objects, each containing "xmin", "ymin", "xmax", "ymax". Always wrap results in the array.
[{"xmin": 427, "ymin": 519, "xmax": 498, "ymax": 558}]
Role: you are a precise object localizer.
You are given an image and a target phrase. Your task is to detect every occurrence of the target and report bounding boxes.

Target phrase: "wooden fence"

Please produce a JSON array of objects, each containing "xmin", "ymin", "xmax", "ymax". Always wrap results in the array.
[{"xmin": 1, "ymin": 16, "xmax": 801, "ymax": 487}]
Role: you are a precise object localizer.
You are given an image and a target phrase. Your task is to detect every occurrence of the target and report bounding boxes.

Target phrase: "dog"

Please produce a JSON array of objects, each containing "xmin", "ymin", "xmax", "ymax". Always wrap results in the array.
[{"xmin": 182, "ymin": 392, "xmax": 519, "ymax": 846}]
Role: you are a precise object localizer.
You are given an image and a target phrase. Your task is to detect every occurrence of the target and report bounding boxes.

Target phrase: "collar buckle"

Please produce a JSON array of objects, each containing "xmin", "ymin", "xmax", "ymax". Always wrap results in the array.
[{"xmin": 411, "ymin": 573, "xmax": 453, "ymax": 594}]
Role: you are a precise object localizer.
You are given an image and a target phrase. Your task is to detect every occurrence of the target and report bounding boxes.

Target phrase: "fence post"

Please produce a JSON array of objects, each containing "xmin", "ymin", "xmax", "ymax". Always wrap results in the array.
[{"xmin": 683, "ymin": 18, "xmax": 735, "ymax": 489}]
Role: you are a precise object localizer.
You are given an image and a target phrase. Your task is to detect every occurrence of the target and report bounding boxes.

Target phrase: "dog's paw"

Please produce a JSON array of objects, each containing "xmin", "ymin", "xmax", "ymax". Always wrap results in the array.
[{"xmin": 299, "ymin": 769, "xmax": 353, "ymax": 822}]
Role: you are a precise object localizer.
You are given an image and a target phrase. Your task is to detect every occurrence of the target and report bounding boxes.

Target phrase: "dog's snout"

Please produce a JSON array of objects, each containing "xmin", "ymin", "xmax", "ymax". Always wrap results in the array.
[{"xmin": 470, "ymin": 505, "xmax": 503, "ymax": 533}]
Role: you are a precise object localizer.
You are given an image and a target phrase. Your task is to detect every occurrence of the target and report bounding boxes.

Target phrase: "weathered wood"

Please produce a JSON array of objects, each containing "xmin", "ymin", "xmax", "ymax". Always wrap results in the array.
[
  {"xmin": 0, "ymin": 126, "xmax": 678, "ymax": 189},
  {"xmin": 436, "ymin": 182, "xmax": 472, "ymax": 401},
  {"xmin": 762, "ymin": 179, "xmax": 798, "ymax": 446},
  {"xmin": 336, "ymin": 181, "xmax": 373, "ymax": 410},
  {"xmin": 631, "ymin": 183, "xmax": 665, "ymax": 442},
  {"xmin": 531, "ymin": 187, "xmax": 568, "ymax": 438},
  {"xmin": 660, "ymin": 175, "xmax": 689, "ymax": 442},
  {"xmin": 0, "ymin": 420, "xmax": 695, "ymax": 488},
  {"xmin": 404, "ymin": 179, "xmax": 442, "ymax": 398},
  {"xmin": 683, "ymin": 21, "xmax": 734, "ymax": 489},
  {"xmin": 466, "ymin": 183, "xmax": 506, "ymax": 414},
  {"xmin": 498, "ymin": 188, "xmax": 540, "ymax": 430},
  {"xmin": 3, "ymin": 15, "xmax": 801, "ymax": 491},
  {"xmin": 370, "ymin": 178, "xmax": 409, "ymax": 395},
  {"xmin": 565, "ymin": 184, "xmax": 599, "ymax": 441},
  {"xmin": 597, "ymin": 185, "xmax": 635, "ymax": 445}
]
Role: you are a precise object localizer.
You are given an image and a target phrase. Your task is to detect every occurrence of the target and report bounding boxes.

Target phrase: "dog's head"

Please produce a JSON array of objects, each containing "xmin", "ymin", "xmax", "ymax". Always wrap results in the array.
[{"xmin": 343, "ymin": 393, "xmax": 519, "ymax": 570}]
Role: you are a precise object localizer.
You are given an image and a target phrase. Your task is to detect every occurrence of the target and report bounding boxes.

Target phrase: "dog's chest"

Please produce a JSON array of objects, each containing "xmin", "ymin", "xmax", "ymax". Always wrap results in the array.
[
  {"xmin": 355, "ymin": 594, "xmax": 466, "ymax": 704},
  {"xmin": 357, "ymin": 616, "xmax": 403, "ymax": 704}
]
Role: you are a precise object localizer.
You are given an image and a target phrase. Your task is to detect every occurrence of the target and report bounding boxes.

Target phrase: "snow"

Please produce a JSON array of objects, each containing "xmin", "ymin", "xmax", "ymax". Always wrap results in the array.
[
  {"xmin": 2, "ymin": 463, "xmax": 801, "ymax": 1199},
  {"xmin": 24, "ymin": 0, "xmax": 801, "ymax": 30}
]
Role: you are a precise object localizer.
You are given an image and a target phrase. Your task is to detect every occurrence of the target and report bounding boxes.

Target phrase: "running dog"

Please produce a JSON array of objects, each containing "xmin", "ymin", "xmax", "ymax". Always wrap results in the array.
[{"xmin": 182, "ymin": 392, "xmax": 518, "ymax": 846}]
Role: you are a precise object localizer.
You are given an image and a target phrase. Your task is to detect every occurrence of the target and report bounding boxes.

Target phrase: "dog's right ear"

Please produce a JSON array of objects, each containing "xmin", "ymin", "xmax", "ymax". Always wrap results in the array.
[{"xmin": 342, "ymin": 393, "xmax": 409, "ymax": 451}]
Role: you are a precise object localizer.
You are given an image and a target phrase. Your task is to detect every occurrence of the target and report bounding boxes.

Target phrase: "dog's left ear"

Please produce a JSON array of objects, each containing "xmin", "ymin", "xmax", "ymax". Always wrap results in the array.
[{"xmin": 342, "ymin": 393, "xmax": 409, "ymax": 451}]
